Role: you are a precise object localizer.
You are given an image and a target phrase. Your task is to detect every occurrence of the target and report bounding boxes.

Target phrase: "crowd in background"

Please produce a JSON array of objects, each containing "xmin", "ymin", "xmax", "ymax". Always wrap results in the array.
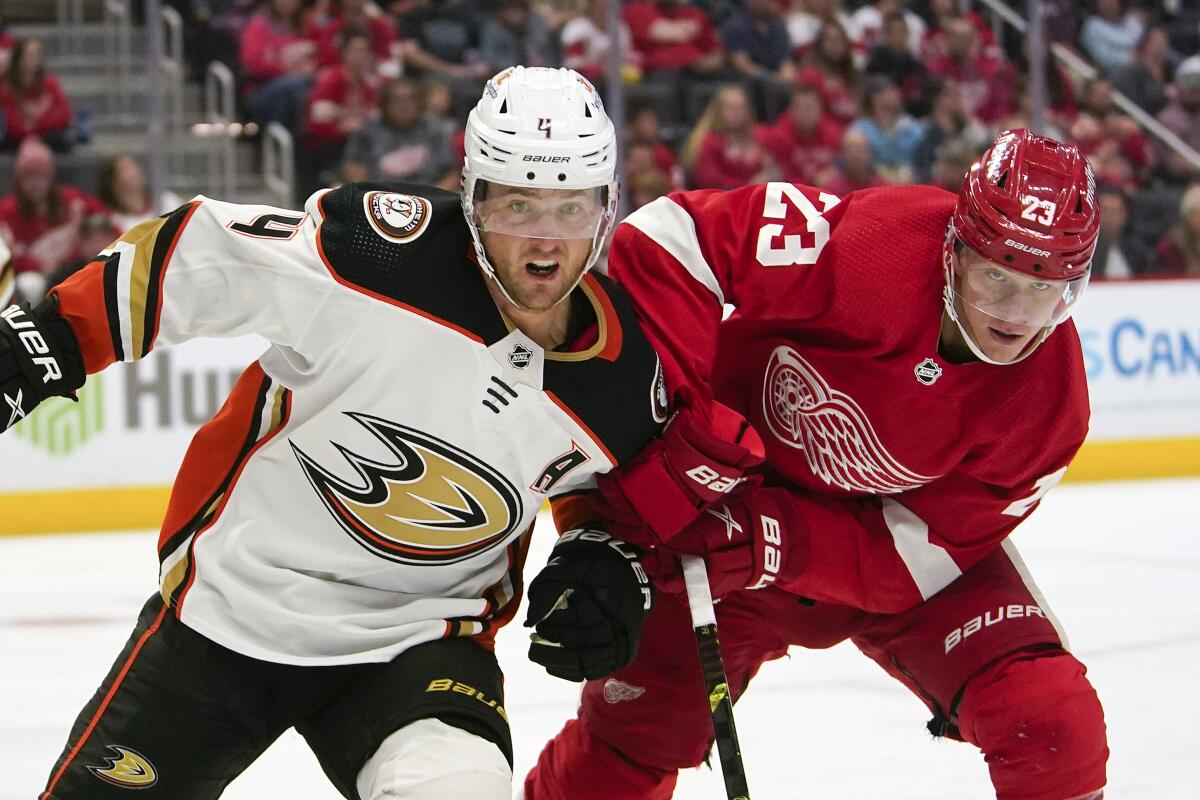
[{"xmin": 2, "ymin": 0, "xmax": 1200, "ymax": 300}]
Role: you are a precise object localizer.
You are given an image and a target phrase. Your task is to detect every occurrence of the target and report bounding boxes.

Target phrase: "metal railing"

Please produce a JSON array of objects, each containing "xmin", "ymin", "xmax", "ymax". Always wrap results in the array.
[
  {"xmin": 263, "ymin": 123, "xmax": 296, "ymax": 207},
  {"xmin": 968, "ymin": 0, "xmax": 1200, "ymax": 172},
  {"xmin": 160, "ymin": 6, "xmax": 186, "ymax": 135},
  {"xmin": 203, "ymin": 61, "xmax": 238, "ymax": 199},
  {"xmin": 104, "ymin": 0, "xmax": 132, "ymax": 118}
]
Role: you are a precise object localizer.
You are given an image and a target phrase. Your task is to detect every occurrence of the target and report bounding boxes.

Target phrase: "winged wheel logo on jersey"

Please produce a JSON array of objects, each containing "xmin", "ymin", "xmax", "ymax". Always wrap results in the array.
[
  {"xmin": 292, "ymin": 413, "xmax": 523, "ymax": 564},
  {"xmin": 762, "ymin": 346, "xmax": 938, "ymax": 494},
  {"xmin": 87, "ymin": 745, "xmax": 158, "ymax": 788},
  {"xmin": 364, "ymin": 191, "xmax": 432, "ymax": 243}
]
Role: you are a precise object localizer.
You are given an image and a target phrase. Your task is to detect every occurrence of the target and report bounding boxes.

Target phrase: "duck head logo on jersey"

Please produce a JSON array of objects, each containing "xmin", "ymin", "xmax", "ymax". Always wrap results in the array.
[
  {"xmin": 292, "ymin": 413, "xmax": 523, "ymax": 565},
  {"xmin": 762, "ymin": 346, "xmax": 938, "ymax": 494},
  {"xmin": 87, "ymin": 745, "xmax": 158, "ymax": 788},
  {"xmin": 364, "ymin": 191, "xmax": 432, "ymax": 243}
]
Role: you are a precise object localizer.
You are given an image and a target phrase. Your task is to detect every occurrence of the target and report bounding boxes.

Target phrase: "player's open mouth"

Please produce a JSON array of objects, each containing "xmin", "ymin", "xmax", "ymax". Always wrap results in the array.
[
  {"xmin": 526, "ymin": 260, "xmax": 559, "ymax": 278},
  {"xmin": 987, "ymin": 326, "xmax": 1023, "ymax": 343}
]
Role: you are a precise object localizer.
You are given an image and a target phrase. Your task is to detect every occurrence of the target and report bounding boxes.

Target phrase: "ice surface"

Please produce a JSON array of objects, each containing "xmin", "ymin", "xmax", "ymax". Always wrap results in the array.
[{"xmin": 2, "ymin": 478, "xmax": 1197, "ymax": 798}]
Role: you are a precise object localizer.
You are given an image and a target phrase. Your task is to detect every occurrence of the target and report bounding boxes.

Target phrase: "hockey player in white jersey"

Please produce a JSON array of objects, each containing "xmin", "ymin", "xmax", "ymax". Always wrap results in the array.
[{"xmin": 0, "ymin": 67, "xmax": 684, "ymax": 800}]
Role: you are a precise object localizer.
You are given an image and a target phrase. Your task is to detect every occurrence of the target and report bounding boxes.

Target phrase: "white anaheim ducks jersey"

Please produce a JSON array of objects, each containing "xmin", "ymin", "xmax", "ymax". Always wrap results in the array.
[
  {"xmin": 0, "ymin": 237, "xmax": 13, "ymax": 307},
  {"xmin": 50, "ymin": 183, "xmax": 667, "ymax": 665}
]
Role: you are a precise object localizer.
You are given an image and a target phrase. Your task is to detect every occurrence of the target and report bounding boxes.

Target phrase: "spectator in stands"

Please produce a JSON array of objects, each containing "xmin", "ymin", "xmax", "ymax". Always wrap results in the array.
[
  {"xmin": 912, "ymin": 76, "xmax": 988, "ymax": 184},
  {"xmin": 926, "ymin": 136, "xmax": 976, "ymax": 193},
  {"xmin": 421, "ymin": 78, "xmax": 458, "ymax": 139},
  {"xmin": 480, "ymin": 0, "xmax": 554, "ymax": 74},
  {"xmin": 681, "ymin": 84, "xmax": 777, "ymax": 190},
  {"xmin": 560, "ymin": 0, "xmax": 634, "ymax": 86},
  {"xmin": 626, "ymin": 165, "xmax": 673, "ymax": 211},
  {"xmin": 341, "ymin": 76, "xmax": 457, "ymax": 187},
  {"xmin": 623, "ymin": 0, "xmax": 723, "ymax": 76},
  {"xmin": 304, "ymin": 29, "xmax": 380, "ymax": 193},
  {"xmin": 47, "ymin": 213, "xmax": 118, "ymax": 288},
  {"xmin": 0, "ymin": 10, "xmax": 14, "ymax": 77},
  {"xmin": 1154, "ymin": 54, "xmax": 1200, "ymax": 184},
  {"xmin": 1153, "ymin": 183, "xmax": 1200, "ymax": 276},
  {"xmin": 240, "ymin": 0, "xmax": 321, "ymax": 131},
  {"xmin": 796, "ymin": 20, "xmax": 862, "ymax": 130},
  {"xmin": 0, "ymin": 38, "xmax": 73, "ymax": 152},
  {"xmin": 1162, "ymin": 2, "xmax": 1200, "ymax": 58},
  {"xmin": 0, "ymin": 138, "xmax": 108, "ymax": 302},
  {"xmin": 784, "ymin": 0, "xmax": 852, "ymax": 55},
  {"xmin": 1094, "ymin": 183, "xmax": 1153, "ymax": 278},
  {"xmin": 720, "ymin": 0, "xmax": 794, "ymax": 120},
  {"xmin": 623, "ymin": 141, "xmax": 673, "ymax": 205},
  {"xmin": 755, "ymin": 82, "xmax": 841, "ymax": 185},
  {"xmin": 310, "ymin": 0, "xmax": 401, "ymax": 77},
  {"xmin": 919, "ymin": 0, "xmax": 994, "ymax": 63},
  {"xmin": 96, "ymin": 154, "xmax": 183, "ymax": 234},
  {"xmin": 849, "ymin": 0, "xmax": 924, "ymax": 57},
  {"xmin": 626, "ymin": 101, "xmax": 682, "ymax": 188},
  {"xmin": 391, "ymin": 0, "xmax": 488, "ymax": 114},
  {"xmin": 1011, "ymin": 38, "xmax": 1078, "ymax": 132},
  {"xmin": 822, "ymin": 126, "xmax": 886, "ymax": 195},
  {"xmin": 848, "ymin": 76, "xmax": 921, "ymax": 184},
  {"xmin": 1071, "ymin": 76, "xmax": 1151, "ymax": 188},
  {"xmin": 864, "ymin": 11, "xmax": 926, "ymax": 115},
  {"xmin": 1113, "ymin": 26, "xmax": 1174, "ymax": 116},
  {"xmin": 926, "ymin": 16, "xmax": 1015, "ymax": 124},
  {"xmin": 622, "ymin": 0, "xmax": 723, "ymax": 121},
  {"xmin": 1079, "ymin": 0, "xmax": 1145, "ymax": 78}
]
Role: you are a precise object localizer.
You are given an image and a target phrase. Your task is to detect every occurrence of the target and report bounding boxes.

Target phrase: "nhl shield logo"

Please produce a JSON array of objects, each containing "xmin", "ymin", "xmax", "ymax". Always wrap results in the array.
[
  {"xmin": 508, "ymin": 344, "xmax": 533, "ymax": 369},
  {"xmin": 914, "ymin": 357, "xmax": 943, "ymax": 386},
  {"xmin": 364, "ymin": 191, "xmax": 432, "ymax": 243}
]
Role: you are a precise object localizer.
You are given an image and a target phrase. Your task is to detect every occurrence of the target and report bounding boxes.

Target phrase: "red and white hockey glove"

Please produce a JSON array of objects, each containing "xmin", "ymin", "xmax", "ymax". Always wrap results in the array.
[
  {"xmin": 642, "ymin": 488, "xmax": 807, "ymax": 599},
  {"xmin": 596, "ymin": 393, "xmax": 765, "ymax": 549}
]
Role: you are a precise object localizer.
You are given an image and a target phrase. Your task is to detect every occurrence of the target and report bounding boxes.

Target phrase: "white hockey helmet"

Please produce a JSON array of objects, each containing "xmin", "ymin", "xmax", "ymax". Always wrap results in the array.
[{"xmin": 462, "ymin": 66, "xmax": 619, "ymax": 307}]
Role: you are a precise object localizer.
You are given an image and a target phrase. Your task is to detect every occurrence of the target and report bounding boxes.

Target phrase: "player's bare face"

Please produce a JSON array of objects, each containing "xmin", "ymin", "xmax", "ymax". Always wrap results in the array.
[
  {"xmin": 477, "ymin": 185, "xmax": 602, "ymax": 312},
  {"xmin": 953, "ymin": 249, "xmax": 1063, "ymax": 363}
]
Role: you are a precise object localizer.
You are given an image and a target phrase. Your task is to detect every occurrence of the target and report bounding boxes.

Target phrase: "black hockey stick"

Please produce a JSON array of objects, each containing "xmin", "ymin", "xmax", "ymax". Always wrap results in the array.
[{"xmin": 681, "ymin": 554, "xmax": 751, "ymax": 800}]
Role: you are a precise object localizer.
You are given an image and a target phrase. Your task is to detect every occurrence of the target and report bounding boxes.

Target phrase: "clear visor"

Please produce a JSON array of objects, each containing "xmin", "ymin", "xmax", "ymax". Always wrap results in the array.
[
  {"xmin": 950, "ymin": 247, "xmax": 1087, "ymax": 330},
  {"xmin": 472, "ymin": 180, "xmax": 607, "ymax": 241}
]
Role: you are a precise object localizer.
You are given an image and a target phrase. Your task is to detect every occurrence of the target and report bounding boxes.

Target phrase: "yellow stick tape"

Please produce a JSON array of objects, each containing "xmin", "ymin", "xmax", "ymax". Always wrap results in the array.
[{"xmin": 0, "ymin": 486, "xmax": 171, "ymax": 536}]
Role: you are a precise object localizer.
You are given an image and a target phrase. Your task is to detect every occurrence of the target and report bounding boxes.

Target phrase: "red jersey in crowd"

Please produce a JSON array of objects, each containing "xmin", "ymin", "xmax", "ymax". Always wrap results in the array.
[
  {"xmin": 688, "ymin": 132, "xmax": 769, "ymax": 190},
  {"xmin": 609, "ymin": 182, "xmax": 1089, "ymax": 611},
  {"xmin": 926, "ymin": 52, "xmax": 1016, "ymax": 124},
  {"xmin": 622, "ymin": 1, "xmax": 719, "ymax": 72},
  {"xmin": 755, "ymin": 113, "xmax": 842, "ymax": 185},
  {"xmin": 0, "ymin": 185, "xmax": 108, "ymax": 275},
  {"xmin": 304, "ymin": 64, "xmax": 379, "ymax": 148},
  {"xmin": 239, "ymin": 12, "xmax": 319, "ymax": 94},
  {"xmin": 0, "ymin": 73, "xmax": 72, "ymax": 143},
  {"xmin": 310, "ymin": 10, "xmax": 397, "ymax": 68}
]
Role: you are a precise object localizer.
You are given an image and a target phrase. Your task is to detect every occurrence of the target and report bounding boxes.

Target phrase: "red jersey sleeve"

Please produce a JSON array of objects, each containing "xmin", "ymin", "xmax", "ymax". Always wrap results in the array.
[{"xmin": 608, "ymin": 182, "xmax": 843, "ymax": 413}]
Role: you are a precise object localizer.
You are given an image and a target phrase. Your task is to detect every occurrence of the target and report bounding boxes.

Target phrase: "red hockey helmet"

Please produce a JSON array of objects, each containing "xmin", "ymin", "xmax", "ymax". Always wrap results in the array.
[
  {"xmin": 943, "ymin": 130, "xmax": 1098, "ymax": 364},
  {"xmin": 952, "ymin": 129, "xmax": 1099, "ymax": 280}
]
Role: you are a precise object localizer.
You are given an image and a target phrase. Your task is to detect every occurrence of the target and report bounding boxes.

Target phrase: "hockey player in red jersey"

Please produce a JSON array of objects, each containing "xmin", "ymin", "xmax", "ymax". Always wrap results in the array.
[
  {"xmin": 526, "ymin": 129, "xmax": 1108, "ymax": 799},
  {"xmin": 0, "ymin": 67, "xmax": 778, "ymax": 800}
]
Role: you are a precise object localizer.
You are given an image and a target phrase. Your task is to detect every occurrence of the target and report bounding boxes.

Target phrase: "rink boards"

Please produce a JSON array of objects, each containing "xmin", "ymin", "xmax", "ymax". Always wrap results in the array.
[{"xmin": 1, "ymin": 279, "xmax": 1198, "ymax": 534}]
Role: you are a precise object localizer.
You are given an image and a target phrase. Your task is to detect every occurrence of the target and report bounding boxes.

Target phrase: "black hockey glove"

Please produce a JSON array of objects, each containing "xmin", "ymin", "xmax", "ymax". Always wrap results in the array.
[
  {"xmin": 525, "ymin": 529, "xmax": 653, "ymax": 682},
  {"xmin": 0, "ymin": 298, "xmax": 84, "ymax": 433}
]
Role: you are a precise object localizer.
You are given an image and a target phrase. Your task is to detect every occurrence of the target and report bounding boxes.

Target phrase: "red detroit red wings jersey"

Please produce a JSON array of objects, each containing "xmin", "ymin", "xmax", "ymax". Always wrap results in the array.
[{"xmin": 611, "ymin": 182, "xmax": 1090, "ymax": 613}]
